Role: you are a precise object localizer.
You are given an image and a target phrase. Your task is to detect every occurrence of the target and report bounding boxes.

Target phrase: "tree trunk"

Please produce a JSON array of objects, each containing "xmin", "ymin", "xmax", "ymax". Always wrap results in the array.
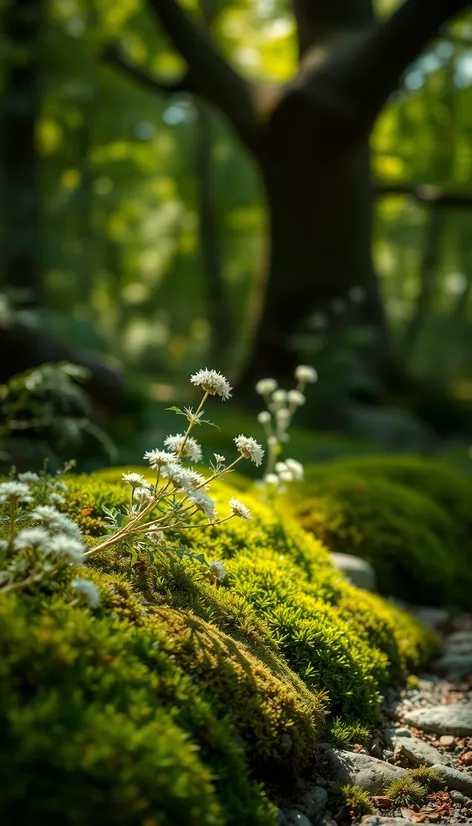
[
  {"xmin": 241, "ymin": 131, "xmax": 389, "ymax": 387},
  {"xmin": 1, "ymin": 0, "xmax": 42, "ymax": 303},
  {"xmin": 195, "ymin": 100, "xmax": 232, "ymax": 364}
]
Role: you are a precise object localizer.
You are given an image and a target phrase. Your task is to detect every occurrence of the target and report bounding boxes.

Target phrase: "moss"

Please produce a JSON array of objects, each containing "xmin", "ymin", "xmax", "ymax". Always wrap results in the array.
[
  {"xmin": 409, "ymin": 767, "xmax": 445, "ymax": 792},
  {"xmin": 327, "ymin": 718, "xmax": 369, "ymax": 750},
  {"xmin": 0, "ymin": 468, "xmax": 440, "ymax": 824},
  {"xmin": 329, "ymin": 783, "xmax": 375, "ymax": 819},
  {"xmin": 289, "ymin": 469, "xmax": 460, "ymax": 606},
  {"xmin": 386, "ymin": 776, "xmax": 428, "ymax": 807},
  {"xmin": 301, "ymin": 456, "xmax": 472, "ymax": 608},
  {"xmin": 0, "ymin": 589, "xmax": 279, "ymax": 826},
  {"xmin": 80, "ymin": 472, "xmax": 436, "ymax": 719},
  {"xmin": 307, "ymin": 455, "xmax": 472, "ymax": 531}
]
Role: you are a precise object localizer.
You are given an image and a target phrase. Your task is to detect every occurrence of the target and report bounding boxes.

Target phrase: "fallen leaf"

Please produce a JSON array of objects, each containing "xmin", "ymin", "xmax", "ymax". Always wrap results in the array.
[
  {"xmin": 81, "ymin": 508, "xmax": 93, "ymax": 515},
  {"xmin": 371, "ymin": 796, "xmax": 392, "ymax": 809},
  {"xmin": 400, "ymin": 809, "xmax": 428, "ymax": 823},
  {"xmin": 460, "ymin": 751, "xmax": 472, "ymax": 765}
]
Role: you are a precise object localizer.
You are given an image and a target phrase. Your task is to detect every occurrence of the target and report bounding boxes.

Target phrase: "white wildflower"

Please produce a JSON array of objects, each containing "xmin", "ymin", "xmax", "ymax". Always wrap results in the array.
[
  {"xmin": 122, "ymin": 472, "xmax": 146, "ymax": 487},
  {"xmin": 18, "ymin": 472, "xmax": 39, "ymax": 483},
  {"xmin": 14, "ymin": 527, "xmax": 51, "ymax": 551},
  {"xmin": 144, "ymin": 449, "xmax": 174, "ymax": 468},
  {"xmin": 0, "ymin": 481, "xmax": 32, "ymax": 505},
  {"xmin": 146, "ymin": 526, "xmax": 165, "ymax": 543},
  {"xmin": 190, "ymin": 368, "xmax": 232, "ymax": 400},
  {"xmin": 189, "ymin": 490, "xmax": 217, "ymax": 522},
  {"xmin": 257, "ymin": 411, "xmax": 271, "ymax": 424},
  {"xmin": 278, "ymin": 470, "xmax": 294, "ymax": 483},
  {"xmin": 51, "ymin": 480, "xmax": 68, "ymax": 492},
  {"xmin": 72, "ymin": 578, "xmax": 100, "ymax": 608},
  {"xmin": 287, "ymin": 390, "xmax": 305, "ymax": 407},
  {"xmin": 49, "ymin": 493, "xmax": 65, "ymax": 505},
  {"xmin": 275, "ymin": 462, "xmax": 288, "ymax": 473},
  {"xmin": 285, "ymin": 459, "xmax": 304, "ymax": 481},
  {"xmin": 234, "ymin": 435, "xmax": 264, "ymax": 467},
  {"xmin": 295, "ymin": 365, "xmax": 318, "ymax": 384},
  {"xmin": 48, "ymin": 534, "xmax": 85, "ymax": 563},
  {"xmin": 164, "ymin": 434, "xmax": 202, "ymax": 463},
  {"xmin": 255, "ymin": 378, "xmax": 277, "ymax": 396},
  {"xmin": 134, "ymin": 486, "xmax": 152, "ymax": 504},
  {"xmin": 229, "ymin": 497, "xmax": 251, "ymax": 521},
  {"xmin": 275, "ymin": 408, "xmax": 290, "ymax": 425},
  {"xmin": 161, "ymin": 462, "xmax": 206, "ymax": 491},
  {"xmin": 31, "ymin": 505, "xmax": 82, "ymax": 542},
  {"xmin": 264, "ymin": 474, "xmax": 280, "ymax": 486},
  {"xmin": 267, "ymin": 435, "xmax": 278, "ymax": 448},
  {"xmin": 271, "ymin": 389, "xmax": 287, "ymax": 406},
  {"xmin": 214, "ymin": 454, "xmax": 225, "ymax": 465},
  {"xmin": 209, "ymin": 560, "xmax": 227, "ymax": 581}
]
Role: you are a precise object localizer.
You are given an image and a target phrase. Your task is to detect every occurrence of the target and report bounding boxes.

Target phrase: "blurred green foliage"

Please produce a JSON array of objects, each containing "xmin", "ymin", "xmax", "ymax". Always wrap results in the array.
[{"xmin": 1, "ymin": 0, "xmax": 472, "ymax": 390}]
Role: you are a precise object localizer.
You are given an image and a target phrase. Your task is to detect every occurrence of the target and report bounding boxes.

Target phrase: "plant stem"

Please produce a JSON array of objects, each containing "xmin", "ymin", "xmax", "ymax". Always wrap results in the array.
[{"xmin": 178, "ymin": 390, "xmax": 209, "ymax": 458}]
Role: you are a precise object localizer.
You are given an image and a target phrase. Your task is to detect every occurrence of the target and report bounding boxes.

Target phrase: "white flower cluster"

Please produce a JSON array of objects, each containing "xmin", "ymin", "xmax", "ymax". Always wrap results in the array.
[
  {"xmin": 91, "ymin": 369, "xmax": 258, "ymax": 581},
  {"xmin": 190, "ymin": 368, "xmax": 232, "ymax": 400},
  {"xmin": 254, "ymin": 365, "xmax": 317, "ymax": 490},
  {"xmin": 0, "ymin": 474, "xmax": 98, "ymax": 607}
]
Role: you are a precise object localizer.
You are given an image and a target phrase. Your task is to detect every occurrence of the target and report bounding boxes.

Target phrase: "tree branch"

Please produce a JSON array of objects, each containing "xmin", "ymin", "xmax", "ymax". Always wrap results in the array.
[
  {"xmin": 147, "ymin": 0, "xmax": 258, "ymax": 144},
  {"xmin": 344, "ymin": 0, "xmax": 471, "ymax": 128},
  {"xmin": 375, "ymin": 181, "xmax": 472, "ymax": 208},
  {"xmin": 102, "ymin": 42, "xmax": 193, "ymax": 95}
]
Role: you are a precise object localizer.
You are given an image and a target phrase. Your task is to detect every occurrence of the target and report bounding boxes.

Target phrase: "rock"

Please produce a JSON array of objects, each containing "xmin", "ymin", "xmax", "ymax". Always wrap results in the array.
[
  {"xmin": 412, "ymin": 607, "xmax": 450, "ymax": 630},
  {"xmin": 360, "ymin": 818, "xmax": 416, "ymax": 826},
  {"xmin": 298, "ymin": 787, "xmax": 328, "ymax": 819},
  {"xmin": 431, "ymin": 763, "xmax": 472, "ymax": 798},
  {"xmin": 451, "ymin": 790, "xmax": 469, "ymax": 805},
  {"xmin": 433, "ymin": 653, "xmax": 472, "ymax": 677},
  {"xmin": 284, "ymin": 810, "xmax": 312, "ymax": 826},
  {"xmin": 444, "ymin": 631, "xmax": 472, "ymax": 654},
  {"xmin": 439, "ymin": 735, "xmax": 456, "ymax": 749},
  {"xmin": 382, "ymin": 728, "xmax": 446, "ymax": 766},
  {"xmin": 403, "ymin": 705, "xmax": 472, "ymax": 736},
  {"xmin": 325, "ymin": 748, "xmax": 407, "ymax": 793},
  {"xmin": 331, "ymin": 552, "xmax": 377, "ymax": 591}
]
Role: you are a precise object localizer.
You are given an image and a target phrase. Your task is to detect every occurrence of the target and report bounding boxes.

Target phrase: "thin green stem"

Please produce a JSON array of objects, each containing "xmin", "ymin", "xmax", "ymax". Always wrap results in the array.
[
  {"xmin": 178, "ymin": 390, "xmax": 209, "ymax": 458},
  {"xmin": 0, "ymin": 570, "xmax": 46, "ymax": 596},
  {"xmin": 193, "ymin": 454, "xmax": 244, "ymax": 492},
  {"xmin": 8, "ymin": 500, "xmax": 17, "ymax": 550}
]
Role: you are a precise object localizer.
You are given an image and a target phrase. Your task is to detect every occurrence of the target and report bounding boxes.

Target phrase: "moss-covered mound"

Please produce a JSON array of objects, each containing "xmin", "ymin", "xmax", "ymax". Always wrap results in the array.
[
  {"xmin": 0, "ymin": 469, "xmax": 437, "ymax": 825},
  {"xmin": 306, "ymin": 455, "xmax": 472, "ymax": 536},
  {"xmin": 289, "ymin": 456, "xmax": 472, "ymax": 608}
]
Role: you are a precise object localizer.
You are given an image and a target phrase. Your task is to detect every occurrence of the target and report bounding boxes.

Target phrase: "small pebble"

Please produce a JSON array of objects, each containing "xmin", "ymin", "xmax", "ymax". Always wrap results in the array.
[
  {"xmin": 440, "ymin": 735, "xmax": 456, "ymax": 748},
  {"xmin": 451, "ymin": 790, "xmax": 468, "ymax": 805}
]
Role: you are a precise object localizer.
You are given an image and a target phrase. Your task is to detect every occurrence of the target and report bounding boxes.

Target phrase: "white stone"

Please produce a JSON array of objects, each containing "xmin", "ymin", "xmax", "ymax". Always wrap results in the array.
[
  {"xmin": 325, "ymin": 748, "xmax": 406, "ymax": 793},
  {"xmin": 403, "ymin": 705, "xmax": 472, "ymax": 736},
  {"xmin": 331, "ymin": 552, "xmax": 377, "ymax": 591},
  {"xmin": 382, "ymin": 728, "xmax": 447, "ymax": 766},
  {"xmin": 433, "ymin": 653, "xmax": 472, "ymax": 677},
  {"xmin": 284, "ymin": 810, "xmax": 313, "ymax": 826},
  {"xmin": 431, "ymin": 764, "xmax": 472, "ymax": 798}
]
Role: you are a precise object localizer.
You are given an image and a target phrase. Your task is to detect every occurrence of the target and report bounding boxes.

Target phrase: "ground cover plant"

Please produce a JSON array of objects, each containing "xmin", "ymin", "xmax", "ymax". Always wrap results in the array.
[{"xmin": 0, "ymin": 368, "xmax": 443, "ymax": 825}]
